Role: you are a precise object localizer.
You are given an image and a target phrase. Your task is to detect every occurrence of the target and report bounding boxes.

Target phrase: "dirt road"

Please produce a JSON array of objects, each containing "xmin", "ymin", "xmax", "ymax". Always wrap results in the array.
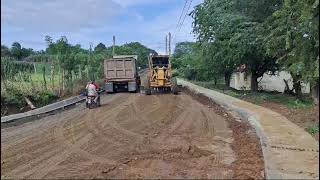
[{"xmin": 1, "ymin": 91, "xmax": 264, "ymax": 179}]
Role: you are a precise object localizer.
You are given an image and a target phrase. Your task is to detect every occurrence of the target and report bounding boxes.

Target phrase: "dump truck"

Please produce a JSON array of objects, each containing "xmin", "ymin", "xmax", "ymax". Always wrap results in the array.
[
  {"xmin": 144, "ymin": 54, "xmax": 178, "ymax": 95},
  {"xmin": 104, "ymin": 55, "xmax": 140, "ymax": 93}
]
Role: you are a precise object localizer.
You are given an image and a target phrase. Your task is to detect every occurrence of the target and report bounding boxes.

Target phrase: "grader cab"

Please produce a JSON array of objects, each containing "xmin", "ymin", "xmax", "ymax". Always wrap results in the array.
[{"xmin": 144, "ymin": 54, "xmax": 178, "ymax": 95}]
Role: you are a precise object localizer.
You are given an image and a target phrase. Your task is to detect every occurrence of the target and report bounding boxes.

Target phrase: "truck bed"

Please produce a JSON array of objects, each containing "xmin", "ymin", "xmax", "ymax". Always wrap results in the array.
[{"xmin": 104, "ymin": 58, "xmax": 137, "ymax": 81}]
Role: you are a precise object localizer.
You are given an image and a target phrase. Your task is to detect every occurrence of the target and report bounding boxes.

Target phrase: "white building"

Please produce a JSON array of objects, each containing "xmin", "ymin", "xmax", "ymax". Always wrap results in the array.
[{"xmin": 230, "ymin": 71, "xmax": 310, "ymax": 93}]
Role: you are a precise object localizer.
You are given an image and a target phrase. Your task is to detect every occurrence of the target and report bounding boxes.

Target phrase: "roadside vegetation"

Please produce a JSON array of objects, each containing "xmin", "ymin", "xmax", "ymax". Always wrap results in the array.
[
  {"xmin": 172, "ymin": 0, "xmax": 319, "ymax": 138},
  {"xmin": 193, "ymin": 79, "xmax": 319, "ymax": 139},
  {"xmin": 1, "ymin": 37, "xmax": 156, "ymax": 116}
]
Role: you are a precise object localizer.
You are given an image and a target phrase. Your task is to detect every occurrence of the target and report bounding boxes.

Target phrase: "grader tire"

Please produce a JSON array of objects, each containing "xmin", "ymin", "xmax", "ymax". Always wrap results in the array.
[
  {"xmin": 171, "ymin": 77, "xmax": 179, "ymax": 95},
  {"xmin": 143, "ymin": 78, "xmax": 152, "ymax": 95},
  {"xmin": 145, "ymin": 89, "xmax": 151, "ymax": 95}
]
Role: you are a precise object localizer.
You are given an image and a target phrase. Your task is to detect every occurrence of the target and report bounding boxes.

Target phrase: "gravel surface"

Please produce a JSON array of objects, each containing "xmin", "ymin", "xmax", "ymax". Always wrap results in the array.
[{"xmin": 1, "ymin": 89, "xmax": 264, "ymax": 179}]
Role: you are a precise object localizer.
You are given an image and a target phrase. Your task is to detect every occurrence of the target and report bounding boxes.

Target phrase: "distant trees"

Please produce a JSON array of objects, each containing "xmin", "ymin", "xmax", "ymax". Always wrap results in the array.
[
  {"xmin": 94, "ymin": 43, "xmax": 107, "ymax": 53},
  {"xmin": 1, "ymin": 42, "xmax": 34, "ymax": 60},
  {"xmin": 172, "ymin": 42, "xmax": 204, "ymax": 80},
  {"xmin": 1, "ymin": 45, "xmax": 11, "ymax": 57},
  {"xmin": 93, "ymin": 41, "xmax": 157, "ymax": 68}
]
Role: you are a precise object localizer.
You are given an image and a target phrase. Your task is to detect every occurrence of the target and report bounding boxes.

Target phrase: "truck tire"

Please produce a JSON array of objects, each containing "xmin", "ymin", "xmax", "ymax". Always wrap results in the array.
[{"xmin": 128, "ymin": 81, "xmax": 138, "ymax": 93}]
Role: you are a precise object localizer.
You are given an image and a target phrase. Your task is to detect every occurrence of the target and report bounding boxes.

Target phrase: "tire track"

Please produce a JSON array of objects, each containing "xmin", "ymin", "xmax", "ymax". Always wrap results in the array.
[{"xmin": 2, "ymin": 92, "xmax": 239, "ymax": 179}]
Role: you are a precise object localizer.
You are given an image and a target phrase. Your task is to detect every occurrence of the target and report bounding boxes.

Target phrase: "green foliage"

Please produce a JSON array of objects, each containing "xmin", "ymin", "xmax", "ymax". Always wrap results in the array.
[
  {"xmin": 10, "ymin": 42, "xmax": 34, "ymax": 60},
  {"xmin": 94, "ymin": 43, "xmax": 107, "ymax": 53},
  {"xmin": 192, "ymin": 79, "xmax": 225, "ymax": 91},
  {"xmin": 30, "ymin": 91, "xmax": 58, "ymax": 107},
  {"xmin": 1, "ymin": 81, "xmax": 58, "ymax": 110},
  {"xmin": 91, "ymin": 42, "xmax": 157, "ymax": 68},
  {"xmin": 265, "ymin": 0, "xmax": 319, "ymax": 85},
  {"xmin": 114, "ymin": 42, "xmax": 157, "ymax": 68},
  {"xmin": 190, "ymin": 0, "xmax": 280, "ymax": 89},
  {"xmin": 171, "ymin": 42, "xmax": 208, "ymax": 80},
  {"xmin": 1, "ymin": 43, "xmax": 34, "ymax": 60},
  {"xmin": 193, "ymin": 78, "xmax": 314, "ymax": 108},
  {"xmin": 1, "ymin": 45, "xmax": 11, "ymax": 57},
  {"xmin": 307, "ymin": 124, "xmax": 319, "ymax": 135},
  {"xmin": 1, "ymin": 57, "xmax": 34, "ymax": 80}
]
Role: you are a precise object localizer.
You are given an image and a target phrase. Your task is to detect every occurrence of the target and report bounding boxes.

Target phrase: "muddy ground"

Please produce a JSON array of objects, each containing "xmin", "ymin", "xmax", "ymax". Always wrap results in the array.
[{"xmin": 1, "ymin": 89, "xmax": 264, "ymax": 179}]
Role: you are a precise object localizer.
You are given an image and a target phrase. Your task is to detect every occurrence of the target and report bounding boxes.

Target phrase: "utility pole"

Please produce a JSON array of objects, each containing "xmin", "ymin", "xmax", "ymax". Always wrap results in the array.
[
  {"xmin": 165, "ymin": 35, "xmax": 168, "ymax": 55},
  {"xmin": 168, "ymin": 32, "xmax": 171, "ymax": 56},
  {"xmin": 112, "ymin": 35, "xmax": 115, "ymax": 57},
  {"xmin": 89, "ymin": 42, "xmax": 93, "ymax": 63}
]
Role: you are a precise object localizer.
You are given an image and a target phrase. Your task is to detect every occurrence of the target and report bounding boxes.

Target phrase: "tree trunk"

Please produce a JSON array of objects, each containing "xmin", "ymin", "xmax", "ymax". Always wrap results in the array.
[
  {"xmin": 51, "ymin": 62, "xmax": 55, "ymax": 92},
  {"xmin": 33, "ymin": 63, "xmax": 37, "ymax": 74},
  {"xmin": 42, "ymin": 66, "xmax": 47, "ymax": 90},
  {"xmin": 291, "ymin": 73, "xmax": 302, "ymax": 99},
  {"xmin": 214, "ymin": 77, "xmax": 217, "ymax": 86},
  {"xmin": 311, "ymin": 81, "xmax": 319, "ymax": 105},
  {"xmin": 283, "ymin": 79, "xmax": 295, "ymax": 95},
  {"xmin": 58, "ymin": 65, "xmax": 61, "ymax": 96},
  {"xmin": 251, "ymin": 71, "xmax": 258, "ymax": 92},
  {"xmin": 86, "ymin": 65, "xmax": 90, "ymax": 80},
  {"xmin": 293, "ymin": 80, "xmax": 302, "ymax": 99},
  {"xmin": 61, "ymin": 67, "xmax": 65, "ymax": 96},
  {"xmin": 79, "ymin": 65, "xmax": 82, "ymax": 79},
  {"xmin": 224, "ymin": 72, "xmax": 231, "ymax": 89},
  {"xmin": 71, "ymin": 70, "xmax": 75, "ymax": 94}
]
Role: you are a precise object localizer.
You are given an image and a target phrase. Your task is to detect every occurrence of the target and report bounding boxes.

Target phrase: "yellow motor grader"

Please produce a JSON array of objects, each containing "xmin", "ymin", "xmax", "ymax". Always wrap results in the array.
[{"xmin": 144, "ymin": 54, "xmax": 178, "ymax": 95}]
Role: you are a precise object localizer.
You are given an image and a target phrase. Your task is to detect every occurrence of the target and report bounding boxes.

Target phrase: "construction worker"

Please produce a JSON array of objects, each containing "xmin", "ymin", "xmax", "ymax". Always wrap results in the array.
[{"xmin": 92, "ymin": 80, "xmax": 100, "ymax": 92}]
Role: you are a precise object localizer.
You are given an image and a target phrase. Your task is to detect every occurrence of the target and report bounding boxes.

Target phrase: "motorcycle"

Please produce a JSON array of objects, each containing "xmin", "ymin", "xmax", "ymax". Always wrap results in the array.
[
  {"xmin": 86, "ymin": 92, "xmax": 101, "ymax": 109},
  {"xmin": 86, "ymin": 96, "xmax": 99, "ymax": 109},
  {"xmin": 83, "ymin": 88, "xmax": 102, "ymax": 109}
]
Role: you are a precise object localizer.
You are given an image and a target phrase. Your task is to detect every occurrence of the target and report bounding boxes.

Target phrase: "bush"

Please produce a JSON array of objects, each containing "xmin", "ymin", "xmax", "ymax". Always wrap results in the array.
[{"xmin": 307, "ymin": 125, "xmax": 319, "ymax": 136}]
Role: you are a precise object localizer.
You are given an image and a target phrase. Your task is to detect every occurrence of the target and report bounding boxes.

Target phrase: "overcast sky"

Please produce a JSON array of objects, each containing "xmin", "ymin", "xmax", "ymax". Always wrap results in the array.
[{"xmin": 1, "ymin": 0, "xmax": 203, "ymax": 54}]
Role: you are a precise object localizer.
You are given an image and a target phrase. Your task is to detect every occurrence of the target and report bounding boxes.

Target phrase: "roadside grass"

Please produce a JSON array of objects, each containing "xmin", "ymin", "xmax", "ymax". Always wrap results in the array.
[
  {"xmin": 192, "ymin": 80, "xmax": 314, "ymax": 109},
  {"xmin": 226, "ymin": 90, "xmax": 313, "ymax": 109},
  {"xmin": 190, "ymin": 79, "xmax": 318, "ymax": 138},
  {"xmin": 1, "ymin": 72, "xmax": 92, "ymax": 116},
  {"xmin": 307, "ymin": 124, "xmax": 319, "ymax": 136}
]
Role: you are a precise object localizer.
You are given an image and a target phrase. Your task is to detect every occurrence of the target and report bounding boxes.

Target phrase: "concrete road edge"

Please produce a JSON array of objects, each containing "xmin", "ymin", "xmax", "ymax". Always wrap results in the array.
[
  {"xmin": 178, "ymin": 78, "xmax": 319, "ymax": 179},
  {"xmin": 1, "ymin": 95, "xmax": 86, "ymax": 124}
]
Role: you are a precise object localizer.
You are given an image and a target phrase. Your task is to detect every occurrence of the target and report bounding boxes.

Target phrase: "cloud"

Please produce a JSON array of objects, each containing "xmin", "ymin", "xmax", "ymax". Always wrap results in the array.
[
  {"xmin": 1, "ymin": 0, "xmax": 203, "ymax": 53},
  {"xmin": 1, "ymin": 0, "xmax": 123, "ymax": 32},
  {"xmin": 112, "ymin": 0, "xmax": 172, "ymax": 7}
]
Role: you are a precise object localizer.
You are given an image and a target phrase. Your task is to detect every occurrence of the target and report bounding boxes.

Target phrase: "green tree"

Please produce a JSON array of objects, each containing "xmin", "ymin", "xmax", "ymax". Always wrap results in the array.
[
  {"xmin": 265, "ymin": 0, "xmax": 319, "ymax": 99},
  {"xmin": 172, "ymin": 42, "xmax": 202, "ymax": 80},
  {"xmin": 191, "ymin": 0, "xmax": 279, "ymax": 90},
  {"xmin": 11, "ymin": 42, "xmax": 22, "ymax": 60},
  {"xmin": 94, "ymin": 43, "xmax": 107, "ymax": 53},
  {"xmin": 20, "ymin": 48, "xmax": 34, "ymax": 58},
  {"xmin": 113, "ymin": 42, "xmax": 157, "ymax": 68},
  {"xmin": 1, "ymin": 45, "xmax": 11, "ymax": 57},
  {"xmin": 9, "ymin": 42, "xmax": 34, "ymax": 60}
]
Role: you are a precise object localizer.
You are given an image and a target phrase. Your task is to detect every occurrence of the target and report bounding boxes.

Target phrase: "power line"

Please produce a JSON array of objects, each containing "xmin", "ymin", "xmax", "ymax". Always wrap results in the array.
[
  {"xmin": 174, "ymin": 0, "xmax": 189, "ymax": 37},
  {"xmin": 175, "ymin": 0, "xmax": 188, "ymax": 32},
  {"xmin": 178, "ymin": 0, "xmax": 193, "ymax": 33},
  {"xmin": 173, "ymin": 0, "xmax": 193, "ymax": 44}
]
